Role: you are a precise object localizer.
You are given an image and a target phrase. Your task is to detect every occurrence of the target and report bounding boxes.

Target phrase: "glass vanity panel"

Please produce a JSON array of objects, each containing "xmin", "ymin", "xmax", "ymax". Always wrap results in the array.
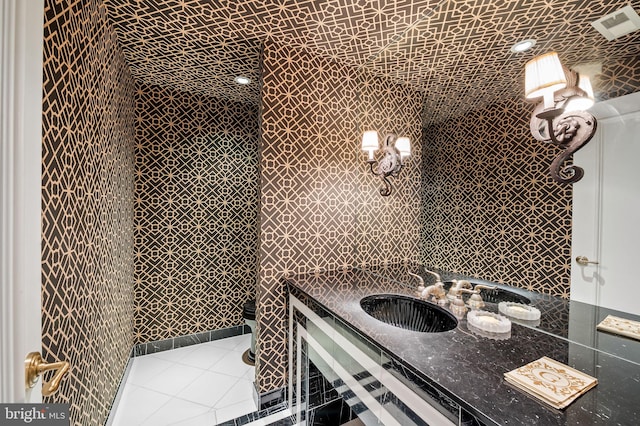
[
  {"xmin": 379, "ymin": 352, "xmax": 459, "ymax": 424},
  {"xmin": 290, "ymin": 292, "xmax": 460, "ymax": 426}
]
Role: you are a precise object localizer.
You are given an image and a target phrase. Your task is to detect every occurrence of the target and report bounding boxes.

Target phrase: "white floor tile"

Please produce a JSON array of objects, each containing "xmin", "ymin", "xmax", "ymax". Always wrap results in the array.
[
  {"xmin": 127, "ymin": 356, "xmax": 175, "ymax": 387},
  {"xmin": 171, "ymin": 410, "xmax": 216, "ymax": 426},
  {"xmin": 111, "ymin": 334, "xmax": 261, "ymax": 426},
  {"xmin": 215, "ymin": 378, "xmax": 255, "ymax": 410},
  {"xmin": 176, "ymin": 343, "xmax": 233, "ymax": 370},
  {"xmin": 209, "ymin": 349, "xmax": 253, "ymax": 378},
  {"xmin": 141, "ymin": 362, "xmax": 204, "ymax": 396},
  {"xmin": 177, "ymin": 370, "xmax": 240, "ymax": 407},
  {"xmin": 205, "ymin": 334, "xmax": 250, "ymax": 352},
  {"xmin": 150, "ymin": 344, "xmax": 199, "ymax": 363},
  {"xmin": 245, "ymin": 408, "xmax": 293, "ymax": 426},
  {"xmin": 244, "ymin": 366, "xmax": 256, "ymax": 381},
  {"xmin": 111, "ymin": 384, "xmax": 172, "ymax": 425},
  {"xmin": 141, "ymin": 397, "xmax": 212, "ymax": 426},
  {"xmin": 215, "ymin": 397, "xmax": 258, "ymax": 424}
]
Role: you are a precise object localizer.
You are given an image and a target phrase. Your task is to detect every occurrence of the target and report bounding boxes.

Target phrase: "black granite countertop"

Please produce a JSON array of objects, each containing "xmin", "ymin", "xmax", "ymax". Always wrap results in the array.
[
  {"xmin": 363, "ymin": 263, "xmax": 640, "ymax": 365},
  {"xmin": 363, "ymin": 263, "xmax": 640, "ymax": 366},
  {"xmin": 285, "ymin": 267, "xmax": 640, "ymax": 425}
]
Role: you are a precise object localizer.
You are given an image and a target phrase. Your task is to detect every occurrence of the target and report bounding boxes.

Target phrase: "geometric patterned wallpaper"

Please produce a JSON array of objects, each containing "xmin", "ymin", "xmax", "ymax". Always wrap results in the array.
[
  {"xmin": 420, "ymin": 97, "xmax": 573, "ymax": 298},
  {"xmin": 364, "ymin": 0, "xmax": 640, "ymax": 126},
  {"xmin": 41, "ymin": 0, "xmax": 640, "ymax": 412},
  {"xmin": 419, "ymin": 58, "xmax": 640, "ymax": 299},
  {"xmin": 258, "ymin": 39, "xmax": 359, "ymax": 393},
  {"xmin": 104, "ymin": 0, "xmax": 262, "ymax": 105},
  {"xmin": 133, "ymin": 83, "xmax": 259, "ymax": 343},
  {"xmin": 104, "ymin": 0, "xmax": 433, "ymax": 103},
  {"xmin": 258, "ymin": 39, "xmax": 424, "ymax": 394},
  {"xmin": 596, "ymin": 55, "xmax": 640, "ymax": 102},
  {"xmin": 41, "ymin": 1, "xmax": 136, "ymax": 425},
  {"xmin": 105, "ymin": 1, "xmax": 640, "ymax": 127},
  {"xmin": 355, "ymin": 69, "xmax": 424, "ymax": 268}
]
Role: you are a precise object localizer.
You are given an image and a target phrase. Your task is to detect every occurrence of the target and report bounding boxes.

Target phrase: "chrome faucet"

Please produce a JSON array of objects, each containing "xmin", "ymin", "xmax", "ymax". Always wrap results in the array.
[
  {"xmin": 410, "ymin": 268, "xmax": 446, "ymax": 305},
  {"xmin": 466, "ymin": 284, "xmax": 497, "ymax": 309},
  {"xmin": 446, "ymin": 279, "xmax": 473, "ymax": 301},
  {"xmin": 408, "ymin": 272, "xmax": 424, "ymax": 289},
  {"xmin": 449, "ymin": 287, "xmax": 476, "ymax": 317},
  {"xmin": 423, "ymin": 267, "xmax": 443, "ymax": 285}
]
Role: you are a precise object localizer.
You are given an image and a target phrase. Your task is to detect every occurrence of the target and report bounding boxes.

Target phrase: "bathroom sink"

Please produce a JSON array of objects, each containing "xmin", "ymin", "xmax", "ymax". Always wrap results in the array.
[
  {"xmin": 360, "ymin": 294, "xmax": 458, "ymax": 333},
  {"xmin": 442, "ymin": 281, "xmax": 531, "ymax": 305}
]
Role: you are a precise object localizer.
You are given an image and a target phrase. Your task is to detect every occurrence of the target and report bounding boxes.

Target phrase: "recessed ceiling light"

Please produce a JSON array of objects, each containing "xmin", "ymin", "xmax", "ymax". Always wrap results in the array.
[
  {"xmin": 234, "ymin": 76, "xmax": 251, "ymax": 85},
  {"xmin": 511, "ymin": 39, "xmax": 536, "ymax": 53}
]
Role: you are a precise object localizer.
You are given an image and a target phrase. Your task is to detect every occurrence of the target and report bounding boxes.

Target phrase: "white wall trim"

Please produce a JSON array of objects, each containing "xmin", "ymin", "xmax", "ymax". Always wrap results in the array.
[{"xmin": 0, "ymin": 0, "xmax": 44, "ymax": 402}]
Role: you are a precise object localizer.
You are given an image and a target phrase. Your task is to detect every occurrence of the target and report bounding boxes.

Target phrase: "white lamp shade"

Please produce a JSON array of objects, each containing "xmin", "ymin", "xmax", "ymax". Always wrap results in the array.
[
  {"xmin": 525, "ymin": 52, "xmax": 567, "ymax": 100},
  {"xmin": 361, "ymin": 130, "xmax": 379, "ymax": 151},
  {"xmin": 565, "ymin": 74, "xmax": 595, "ymax": 112},
  {"xmin": 578, "ymin": 74, "xmax": 595, "ymax": 100},
  {"xmin": 395, "ymin": 136, "xmax": 411, "ymax": 157}
]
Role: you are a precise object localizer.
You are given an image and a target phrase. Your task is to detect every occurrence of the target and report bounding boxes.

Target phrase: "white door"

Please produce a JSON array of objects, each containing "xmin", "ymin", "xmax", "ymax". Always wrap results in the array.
[
  {"xmin": 571, "ymin": 91, "xmax": 640, "ymax": 315},
  {"xmin": 0, "ymin": 0, "xmax": 45, "ymax": 403}
]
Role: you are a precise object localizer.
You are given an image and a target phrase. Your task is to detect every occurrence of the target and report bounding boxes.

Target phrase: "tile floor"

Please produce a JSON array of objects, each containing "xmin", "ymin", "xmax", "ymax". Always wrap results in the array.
[{"xmin": 111, "ymin": 334, "xmax": 257, "ymax": 425}]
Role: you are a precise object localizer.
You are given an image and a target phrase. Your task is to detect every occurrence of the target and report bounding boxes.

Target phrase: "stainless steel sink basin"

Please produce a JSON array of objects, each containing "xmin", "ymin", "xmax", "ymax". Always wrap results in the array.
[
  {"xmin": 442, "ymin": 281, "xmax": 531, "ymax": 305},
  {"xmin": 360, "ymin": 294, "xmax": 458, "ymax": 332}
]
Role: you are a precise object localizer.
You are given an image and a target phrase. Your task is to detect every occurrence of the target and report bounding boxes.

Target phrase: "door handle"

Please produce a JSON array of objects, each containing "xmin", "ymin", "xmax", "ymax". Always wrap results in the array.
[
  {"xmin": 576, "ymin": 256, "xmax": 599, "ymax": 266},
  {"xmin": 25, "ymin": 352, "xmax": 70, "ymax": 396}
]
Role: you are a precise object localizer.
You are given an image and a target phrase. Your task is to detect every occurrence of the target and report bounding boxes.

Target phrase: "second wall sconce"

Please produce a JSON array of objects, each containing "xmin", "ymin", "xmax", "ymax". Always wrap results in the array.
[
  {"xmin": 362, "ymin": 131, "xmax": 410, "ymax": 196},
  {"xmin": 525, "ymin": 51, "xmax": 597, "ymax": 185}
]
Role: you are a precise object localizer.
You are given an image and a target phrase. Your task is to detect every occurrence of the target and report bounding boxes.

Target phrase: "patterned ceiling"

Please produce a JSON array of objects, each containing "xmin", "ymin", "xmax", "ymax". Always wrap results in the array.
[{"xmin": 105, "ymin": 0, "xmax": 640, "ymax": 122}]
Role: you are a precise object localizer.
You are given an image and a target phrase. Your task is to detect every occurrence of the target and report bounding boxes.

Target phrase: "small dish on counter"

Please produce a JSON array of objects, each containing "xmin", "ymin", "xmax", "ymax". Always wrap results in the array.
[
  {"xmin": 467, "ymin": 310, "xmax": 511, "ymax": 334},
  {"xmin": 499, "ymin": 302, "xmax": 541, "ymax": 321}
]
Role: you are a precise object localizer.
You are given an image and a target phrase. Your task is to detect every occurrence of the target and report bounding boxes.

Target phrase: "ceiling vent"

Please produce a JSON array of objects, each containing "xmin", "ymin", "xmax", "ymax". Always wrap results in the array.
[{"xmin": 592, "ymin": 5, "xmax": 640, "ymax": 41}]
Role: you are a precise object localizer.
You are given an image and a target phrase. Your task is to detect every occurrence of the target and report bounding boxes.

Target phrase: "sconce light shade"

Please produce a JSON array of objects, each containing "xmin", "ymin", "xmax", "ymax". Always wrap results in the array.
[
  {"xmin": 361, "ymin": 130, "xmax": 379, "ymax": 150},
  {"xmin": 395, "ymin": 137, "xmax": 411, "ymax": 159},
  {"xmin": 564, "ymin": 75, "xmax": 595, "ymax": 112},
  {"xmin": 362, "ymin": 130, "xmax": 379, "ymax": 161},
  {"xmin": 525, "ymin": 52, "xmax": 567, "ymax": 100}
]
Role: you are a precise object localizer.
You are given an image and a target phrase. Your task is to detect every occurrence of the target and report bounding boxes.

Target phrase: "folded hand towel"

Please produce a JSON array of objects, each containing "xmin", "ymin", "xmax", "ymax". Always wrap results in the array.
[{"xmin": 597, "ymin": 315, "xmax": 640, "ymax": 341}]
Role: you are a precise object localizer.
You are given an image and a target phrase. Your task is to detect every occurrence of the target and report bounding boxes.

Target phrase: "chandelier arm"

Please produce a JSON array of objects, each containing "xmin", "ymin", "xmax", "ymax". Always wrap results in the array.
[
  {"xmin": 368, "ymin": 160, "xmax": 381, "ymax": 177},
  {"xmin": 534, "ymin": 105, "xmax": 564, "ymax": 145},
  {"xmin": 379, "ymin": 175, "xmax": 393, "ymax": 196},
  {"xmin": 544, "ymin": 116, "xmax": 563, "ymax": 146}
]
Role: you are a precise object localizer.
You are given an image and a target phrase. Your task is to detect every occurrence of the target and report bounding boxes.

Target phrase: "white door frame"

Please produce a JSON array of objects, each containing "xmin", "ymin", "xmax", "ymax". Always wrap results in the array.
[{"xmin": 0, "ymin": 0, "xmax": 44, "ymax": 403}]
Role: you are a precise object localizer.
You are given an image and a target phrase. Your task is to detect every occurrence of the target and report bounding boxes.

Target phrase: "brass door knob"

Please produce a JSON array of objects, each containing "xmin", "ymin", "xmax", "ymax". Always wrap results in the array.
[
  {"xmin": 25, "ymin": 352, "xmax": 70, "ymax": 396},
  {"xmin": 576, "ymin": 256, "xmax": 599, "ymax": 266}
]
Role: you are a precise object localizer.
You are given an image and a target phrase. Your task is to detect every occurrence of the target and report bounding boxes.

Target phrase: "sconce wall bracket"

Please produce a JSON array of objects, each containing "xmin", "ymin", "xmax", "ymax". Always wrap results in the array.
[
  {"xmin": 531, "ymin": 103, "xmax": 597, "ymax": 184},
  {"xmin": 367, "ymin": 134, "xmax": 404, "ymax": 196}
]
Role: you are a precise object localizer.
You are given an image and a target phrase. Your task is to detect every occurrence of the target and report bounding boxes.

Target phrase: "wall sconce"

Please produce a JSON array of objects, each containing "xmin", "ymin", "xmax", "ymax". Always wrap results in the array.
[
  {"xmin": 525, "ymin": 52, "xmax": 597, "ymax": 184},
  {"xmin": 362, "ymin": 131, "xmax": 410, "ymax": 196}
]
